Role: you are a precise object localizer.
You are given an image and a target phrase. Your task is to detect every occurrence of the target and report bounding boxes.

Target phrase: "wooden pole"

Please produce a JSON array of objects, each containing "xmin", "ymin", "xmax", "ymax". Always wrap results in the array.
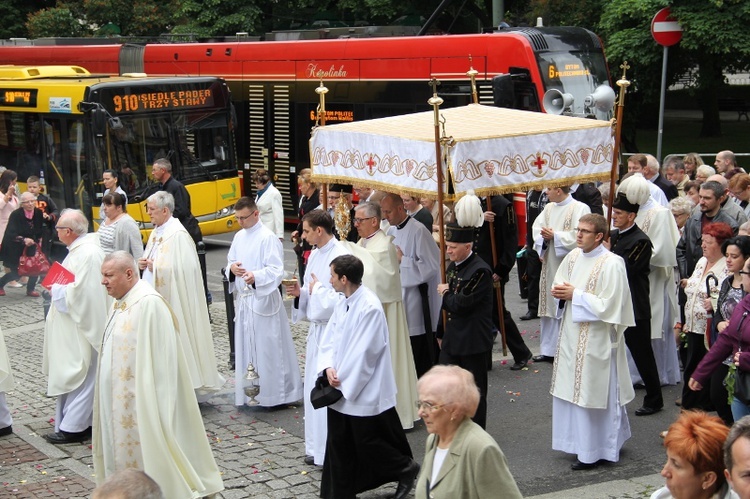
[
  {"xmin": 316, "ymin": 80, "xmax": 329, "ymax": 210},
  {"xmin": 607, "ymin": 62, "xmax": 631, "ymax": 230},
  {"xmin": 429, "ymin": 79, "xmax": 447, "ymax": 281},
  {"xmin": 486, "ymin": 200, "xmax": 508, "ymax": 356},
  {"xmin": 467, "ymin": 64, "xmax": 508, "ymax": 355}
]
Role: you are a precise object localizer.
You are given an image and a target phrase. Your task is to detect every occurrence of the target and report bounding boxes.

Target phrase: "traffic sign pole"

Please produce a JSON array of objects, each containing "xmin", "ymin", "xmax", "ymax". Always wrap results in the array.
[
  {"xmin": 651, "ymin": 7, "xmax": 683, "ymax": 163},
  {"xmin": 657, "ymin": 45, "xmax": 668, "ymax": 163}
]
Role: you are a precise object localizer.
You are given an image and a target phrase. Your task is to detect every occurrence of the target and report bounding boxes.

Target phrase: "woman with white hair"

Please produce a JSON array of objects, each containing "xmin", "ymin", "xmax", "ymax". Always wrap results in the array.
[
  {"xmin": 414, "ymin": 365, "xmax": 522, "ymax": 498},
  {"xmin": 696, "ymin": 165, "xmax": 717, "ymax": 185}
]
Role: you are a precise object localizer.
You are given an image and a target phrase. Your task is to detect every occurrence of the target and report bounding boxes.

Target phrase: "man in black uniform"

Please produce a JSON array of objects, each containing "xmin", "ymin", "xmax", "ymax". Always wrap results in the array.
[
  {"xmin": 609, "ymin": 193, "xmax": 664, "ymax": 416},
  {"xmin": 437, "ymin": 223, "xmax": 494, "ymax": 428},
  {"xmin": 474, "ymin": 196, "xmax": 532, "ymax": 371}
]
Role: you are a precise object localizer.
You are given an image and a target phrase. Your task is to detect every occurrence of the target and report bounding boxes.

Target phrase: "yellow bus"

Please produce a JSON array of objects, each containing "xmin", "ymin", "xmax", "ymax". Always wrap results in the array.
[{"xmin": 0, "ymin": 65, "xmax": 241, "ymax": 239}]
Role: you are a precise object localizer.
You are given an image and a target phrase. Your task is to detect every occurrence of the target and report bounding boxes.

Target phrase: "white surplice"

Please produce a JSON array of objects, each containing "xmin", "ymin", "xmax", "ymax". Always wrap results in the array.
[
  {"xmin": 227, "ymin": 222, "xmax": 303, "ymax": 407},
  {"xmin": 256, "ymin": 183, "xmax": 284, "ymax": 239},
  {"xmin": 143, "ymin": 216, "xmax": 224, "ymax": 392},
  {"xmin": 343, "ymin": 230, "xmax": 419, "ymax": 428},
  {"xmin": 291, "ymin": 237, "xmax": 349, "ymax": 466},
  {"xmin": 43, "ymin": 233, "xmax": 110, "ymax": 433},
  {"xmin": 317, "ymin": 285, "xmax": 397, "ymax": 416},
  {"xmin": 0, "ymin": 325, "xmax": 13, "ymax": 429},
  {"xmin": 532, "ymin": 196, "xmax": 590, "ymax": 356},
  {"xmin": 93, "ymin": 280, "xmax": 224, "ymax": 498},
  {"xmin": 387, "ymin": 218, "xmax": 441, "ymax": 336},
  {"xmin": 550, "ymin": 245, "xmax": 635, "ymax": 464}
]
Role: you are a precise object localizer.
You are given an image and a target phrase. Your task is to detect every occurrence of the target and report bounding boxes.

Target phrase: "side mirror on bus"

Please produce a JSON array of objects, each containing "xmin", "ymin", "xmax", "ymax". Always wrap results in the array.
[
  {"xmin": 92, "ymin": 108, "xmax": 108, "ymax": 138},
  {"xmin": 492, "ymin": 74, "xmax": 515, "ymax": 109}
]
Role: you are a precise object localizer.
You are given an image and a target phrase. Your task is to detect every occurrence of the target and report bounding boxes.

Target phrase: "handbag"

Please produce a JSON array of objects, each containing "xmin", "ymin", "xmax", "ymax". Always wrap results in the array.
[
  {"xmin": 18, "ymin": 242, "xmax": 50, "ymax": 277},
  {"xmin": 734, "ymin": 312, "xmax": 750, "ymax": 405},
  {"xmin": 310, "ymin": 373, "xmax": 342, "ymax": 409}
]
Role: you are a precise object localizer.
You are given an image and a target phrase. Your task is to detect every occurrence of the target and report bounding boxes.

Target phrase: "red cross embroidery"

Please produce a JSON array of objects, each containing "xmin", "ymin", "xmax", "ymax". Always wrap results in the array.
[
  {"xmin": 533, "ymin": 154, "xmax": 546, "ymax": 172},
  {"xmin": 366, "ymin": 154, "xmax": 376, "ymax": 173}
]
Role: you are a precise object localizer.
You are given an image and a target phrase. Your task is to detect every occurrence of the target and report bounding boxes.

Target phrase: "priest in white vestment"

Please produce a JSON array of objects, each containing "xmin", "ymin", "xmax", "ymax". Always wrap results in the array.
[
  {"xmin": 0, "ymin": 324, "xmax": 14, "ymax": 436},
  {"xmin": 532, "ymin": 185, "xmax": 590, "ymax": 360},
  {"xmin": 288, "ymin": 209, "xmax": 349, "ymax": 467},
  {"xmin": 381, "ymin": 193, "xmax": 440, "ymax": 377},
  {"xmin": 618, "ymin": 175, "xmax": 682, "ymax": 385},
  {"xmin": 550, "ymin": 214, "xmax": 635, "ymax": 470},
  {"xmin": 226, "ymin": 196, "xmax": 303, "ymax": 407},
  {"xmin": 94, "ymin": 251, "xmax": 224, "ymax": 498},
  {"xmin": 43, "ymin": 209, "xmax": 110, "ymax": 444},
  {"xmin": 342, "ymin": 201, "xmax": 419, "ymax": 429},
  {"xmin": 140, "ymin": 191, "xmax": 223, "ymax": 394},
  {"xmin": 317, "ymin": 254, "xmax": 417, "ymax": 499}
]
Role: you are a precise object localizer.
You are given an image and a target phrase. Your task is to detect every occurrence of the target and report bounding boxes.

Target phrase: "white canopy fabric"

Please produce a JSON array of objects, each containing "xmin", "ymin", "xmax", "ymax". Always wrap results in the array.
[{"xmin": 310, "ymin": 104, "xmax": 614, "ymax": 198}]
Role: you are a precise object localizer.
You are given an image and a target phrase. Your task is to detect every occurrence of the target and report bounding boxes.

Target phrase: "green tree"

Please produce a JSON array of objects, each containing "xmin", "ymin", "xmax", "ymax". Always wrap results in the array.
[
  {"xmin": 26, "ymin": 3, "xmax": 89, "ymax": 38},
  {"xmin": 599, "ymin": 0, "xmax": 750, "ymax": 139}
]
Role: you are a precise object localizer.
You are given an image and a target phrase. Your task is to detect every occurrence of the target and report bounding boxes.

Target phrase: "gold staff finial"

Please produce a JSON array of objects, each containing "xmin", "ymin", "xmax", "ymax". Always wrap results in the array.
[
  {"xmin": 616, "ymin": 61, "xmax": 631, "ymax": 107},
  {"xmin": 315, "ymin": 79, "xmax": 329, "ymax": 127},
  {"xmin": 466, "ymin": 56, "xmax": 479, "ymax": 104},
  {"xmin": 428, "ymin": 78, "xmax": 444, "ymax": 123}
]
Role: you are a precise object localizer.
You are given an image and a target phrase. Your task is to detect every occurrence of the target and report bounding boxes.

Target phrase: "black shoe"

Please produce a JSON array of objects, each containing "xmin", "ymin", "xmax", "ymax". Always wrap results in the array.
[
  {"xmin": 571, "ymin": 459, "xmax": 598, "ymax": 471},
  {"xmin": 393, "ymin": 459, "xmax": 420, "ymax": 499},
  {"xmin": 635, "ymin": 406, "xmax": 663, "ymax": 417},
  {"xmin": 0, "ymin": 425, "xmax": 12, "ymax": 437},
  {"xmin": 510, "ymin": 352, "xmax": 534, "ymax": 371},
  {"xmin": 43, "ymin": 427, "xmax": 91, "ymax": 444},
  {"xmin": 633, "ymin": 383, "xmax": 646, "ymax": 389},
  {"xmin": 532, "ymin": 355, "xmax": 554, "ymax": 363},
  {"xmin": 304, "ymin": 455, "xmax": 315, "ymax": 465},
  {"xmin": 520, "ymin": 311, "xmax": 538, "ymax": 321}
]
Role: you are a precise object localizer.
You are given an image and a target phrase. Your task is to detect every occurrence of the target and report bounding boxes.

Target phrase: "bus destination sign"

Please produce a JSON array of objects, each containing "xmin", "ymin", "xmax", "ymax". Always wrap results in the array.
[
  {"xmin": 110, "ymin": 89, "xmax": 214, "ymax": 113},
  {"xmin": 1, "ymin": 89, "xmax": 38, "ymax": 108}
]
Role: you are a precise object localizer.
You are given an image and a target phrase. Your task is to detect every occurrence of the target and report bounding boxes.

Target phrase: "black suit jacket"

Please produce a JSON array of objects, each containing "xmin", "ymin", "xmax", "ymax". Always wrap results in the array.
[
  {"xmin": 653, "ymin": 174, "xmax": 678, "ymax": 201},
  {"xmin": 160, "ymin": 176, "xmax": 202, "ymax": 242},
  {"xmin": 437, "ymin": 252, "xmax": 494, "ymax": 356},
  {"xmin": 0, "ymin": 208, "xmax": 45, "ymax": 268},
  {"xmin": 475, "ymin": 195, "xmax": 517, "ymax": 281},
  {"xmin": 610, "ymin": 225, "xmax": 652, "ymax": 322}
]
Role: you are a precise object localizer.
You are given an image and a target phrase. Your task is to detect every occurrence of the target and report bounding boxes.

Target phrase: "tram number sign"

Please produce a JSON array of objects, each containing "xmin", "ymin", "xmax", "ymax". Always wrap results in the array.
[{"xmin": 651, "ymin": 8, "xmax": 683, "ymax": 47}]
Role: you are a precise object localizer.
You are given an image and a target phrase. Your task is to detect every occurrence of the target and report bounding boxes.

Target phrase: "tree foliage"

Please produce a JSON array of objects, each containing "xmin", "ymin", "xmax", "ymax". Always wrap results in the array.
[{"xmin": 26, "ymin": 3, "xmax": 88, "ymax": 38}]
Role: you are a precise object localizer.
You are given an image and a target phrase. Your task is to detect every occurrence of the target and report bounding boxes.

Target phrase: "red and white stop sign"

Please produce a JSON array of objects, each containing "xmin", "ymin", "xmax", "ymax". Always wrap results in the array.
[{"xmin": 651, "ymin": 8, "xmax": 683, "ymax": 47}]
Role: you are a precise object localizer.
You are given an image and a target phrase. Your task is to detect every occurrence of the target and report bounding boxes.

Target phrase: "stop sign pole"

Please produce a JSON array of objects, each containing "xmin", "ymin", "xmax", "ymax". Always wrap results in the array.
[{"xmin": 652, "ymin": 7, "xmax": 683, "ymax": 163}]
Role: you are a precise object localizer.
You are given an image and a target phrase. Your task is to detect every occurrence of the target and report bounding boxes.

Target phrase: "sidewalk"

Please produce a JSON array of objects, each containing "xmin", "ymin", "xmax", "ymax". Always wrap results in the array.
[{"xmin": 1, "ymin": 287, "xmax": 665, "ymax": 498}]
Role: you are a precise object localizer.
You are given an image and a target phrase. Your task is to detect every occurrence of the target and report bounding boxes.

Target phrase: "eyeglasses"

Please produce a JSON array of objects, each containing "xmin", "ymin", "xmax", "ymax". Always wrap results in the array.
[
  {"xmin": 575, "ymin": 227, "xmax": 595, "ymax": 235},
  {"xmin": 353, "ymin": 216, "xmax": 375, "ymax": 225},
  {"xmin": 55, "ymin": 226, "xmax": 70, "ymax": 231},
  {"xmin": 415, "ymin": 400, "xmax": 444, "ymax": 413},
  {"xmin": 235, "ymin": 214, "xmax": 253, "ymax": 222},
  {"xmin": 740, "ymin": 270, "xmax": 750, "ymax": 276}
]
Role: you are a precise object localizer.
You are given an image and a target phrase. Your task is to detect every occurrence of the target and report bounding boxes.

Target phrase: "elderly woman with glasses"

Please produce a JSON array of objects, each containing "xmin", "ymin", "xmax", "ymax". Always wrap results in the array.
[{"xmin": 414, "ymin": 365, "xmax": 522, "ymax": 499}]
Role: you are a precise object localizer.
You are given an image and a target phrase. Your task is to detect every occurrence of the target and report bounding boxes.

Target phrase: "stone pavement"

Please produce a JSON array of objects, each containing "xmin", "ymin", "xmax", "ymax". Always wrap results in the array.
[{"xmin": 0, "ymin": 279, "xmax": 667, "ymax": 498}]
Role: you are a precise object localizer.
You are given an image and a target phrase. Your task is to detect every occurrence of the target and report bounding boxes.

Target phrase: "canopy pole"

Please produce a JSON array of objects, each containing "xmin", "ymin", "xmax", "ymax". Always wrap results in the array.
[
  {"xmin": 429, "ymin": 78, "xmax": 447, "ymax": 279},
  {"xmin": 467, "ymin": 64, "xmax": 508, "ymax": 355},
  {"xmin": 607, "ymin": 62, "xmax": 631, "ymax": 229},
  {"xmin": 316, "ymin": 80, "xmax": 329, "ymax": 210}
]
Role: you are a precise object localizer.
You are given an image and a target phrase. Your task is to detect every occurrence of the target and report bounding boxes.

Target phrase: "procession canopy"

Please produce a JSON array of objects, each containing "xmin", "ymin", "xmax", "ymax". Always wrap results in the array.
[{"xmin": 309, "ymin": 104, "xmax": 614, "ymax": 199}]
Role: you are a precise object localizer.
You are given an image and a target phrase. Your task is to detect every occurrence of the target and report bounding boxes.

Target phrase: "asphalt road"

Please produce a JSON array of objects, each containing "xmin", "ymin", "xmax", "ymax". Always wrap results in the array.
[{"xmin": 202, "ymin": 230, "xmax": 679, "ymax": 498}]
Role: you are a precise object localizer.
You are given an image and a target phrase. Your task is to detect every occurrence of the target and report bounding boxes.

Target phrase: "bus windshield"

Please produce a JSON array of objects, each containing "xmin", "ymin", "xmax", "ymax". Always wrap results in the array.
[
  {"xmin": 537, "ymin": 51, "xmax": 612, "ymax": 120},
  {"xmin": 92, "ymin": 108, "xmax": 234, "ymax": 202}
]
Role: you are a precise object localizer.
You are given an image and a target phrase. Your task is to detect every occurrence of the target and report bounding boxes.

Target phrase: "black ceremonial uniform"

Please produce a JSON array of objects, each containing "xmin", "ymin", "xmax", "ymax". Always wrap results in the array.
[
  {"xmin": 474, "ymin": 196, "xmax": 532, "ymax": 367},
  {"xmin": 437, "ymin": 251, "xmax": 494, "ymax": 428},
  {"xmin": 610, "ymin": 224, "xmax": 663, "ymax": 411}
]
